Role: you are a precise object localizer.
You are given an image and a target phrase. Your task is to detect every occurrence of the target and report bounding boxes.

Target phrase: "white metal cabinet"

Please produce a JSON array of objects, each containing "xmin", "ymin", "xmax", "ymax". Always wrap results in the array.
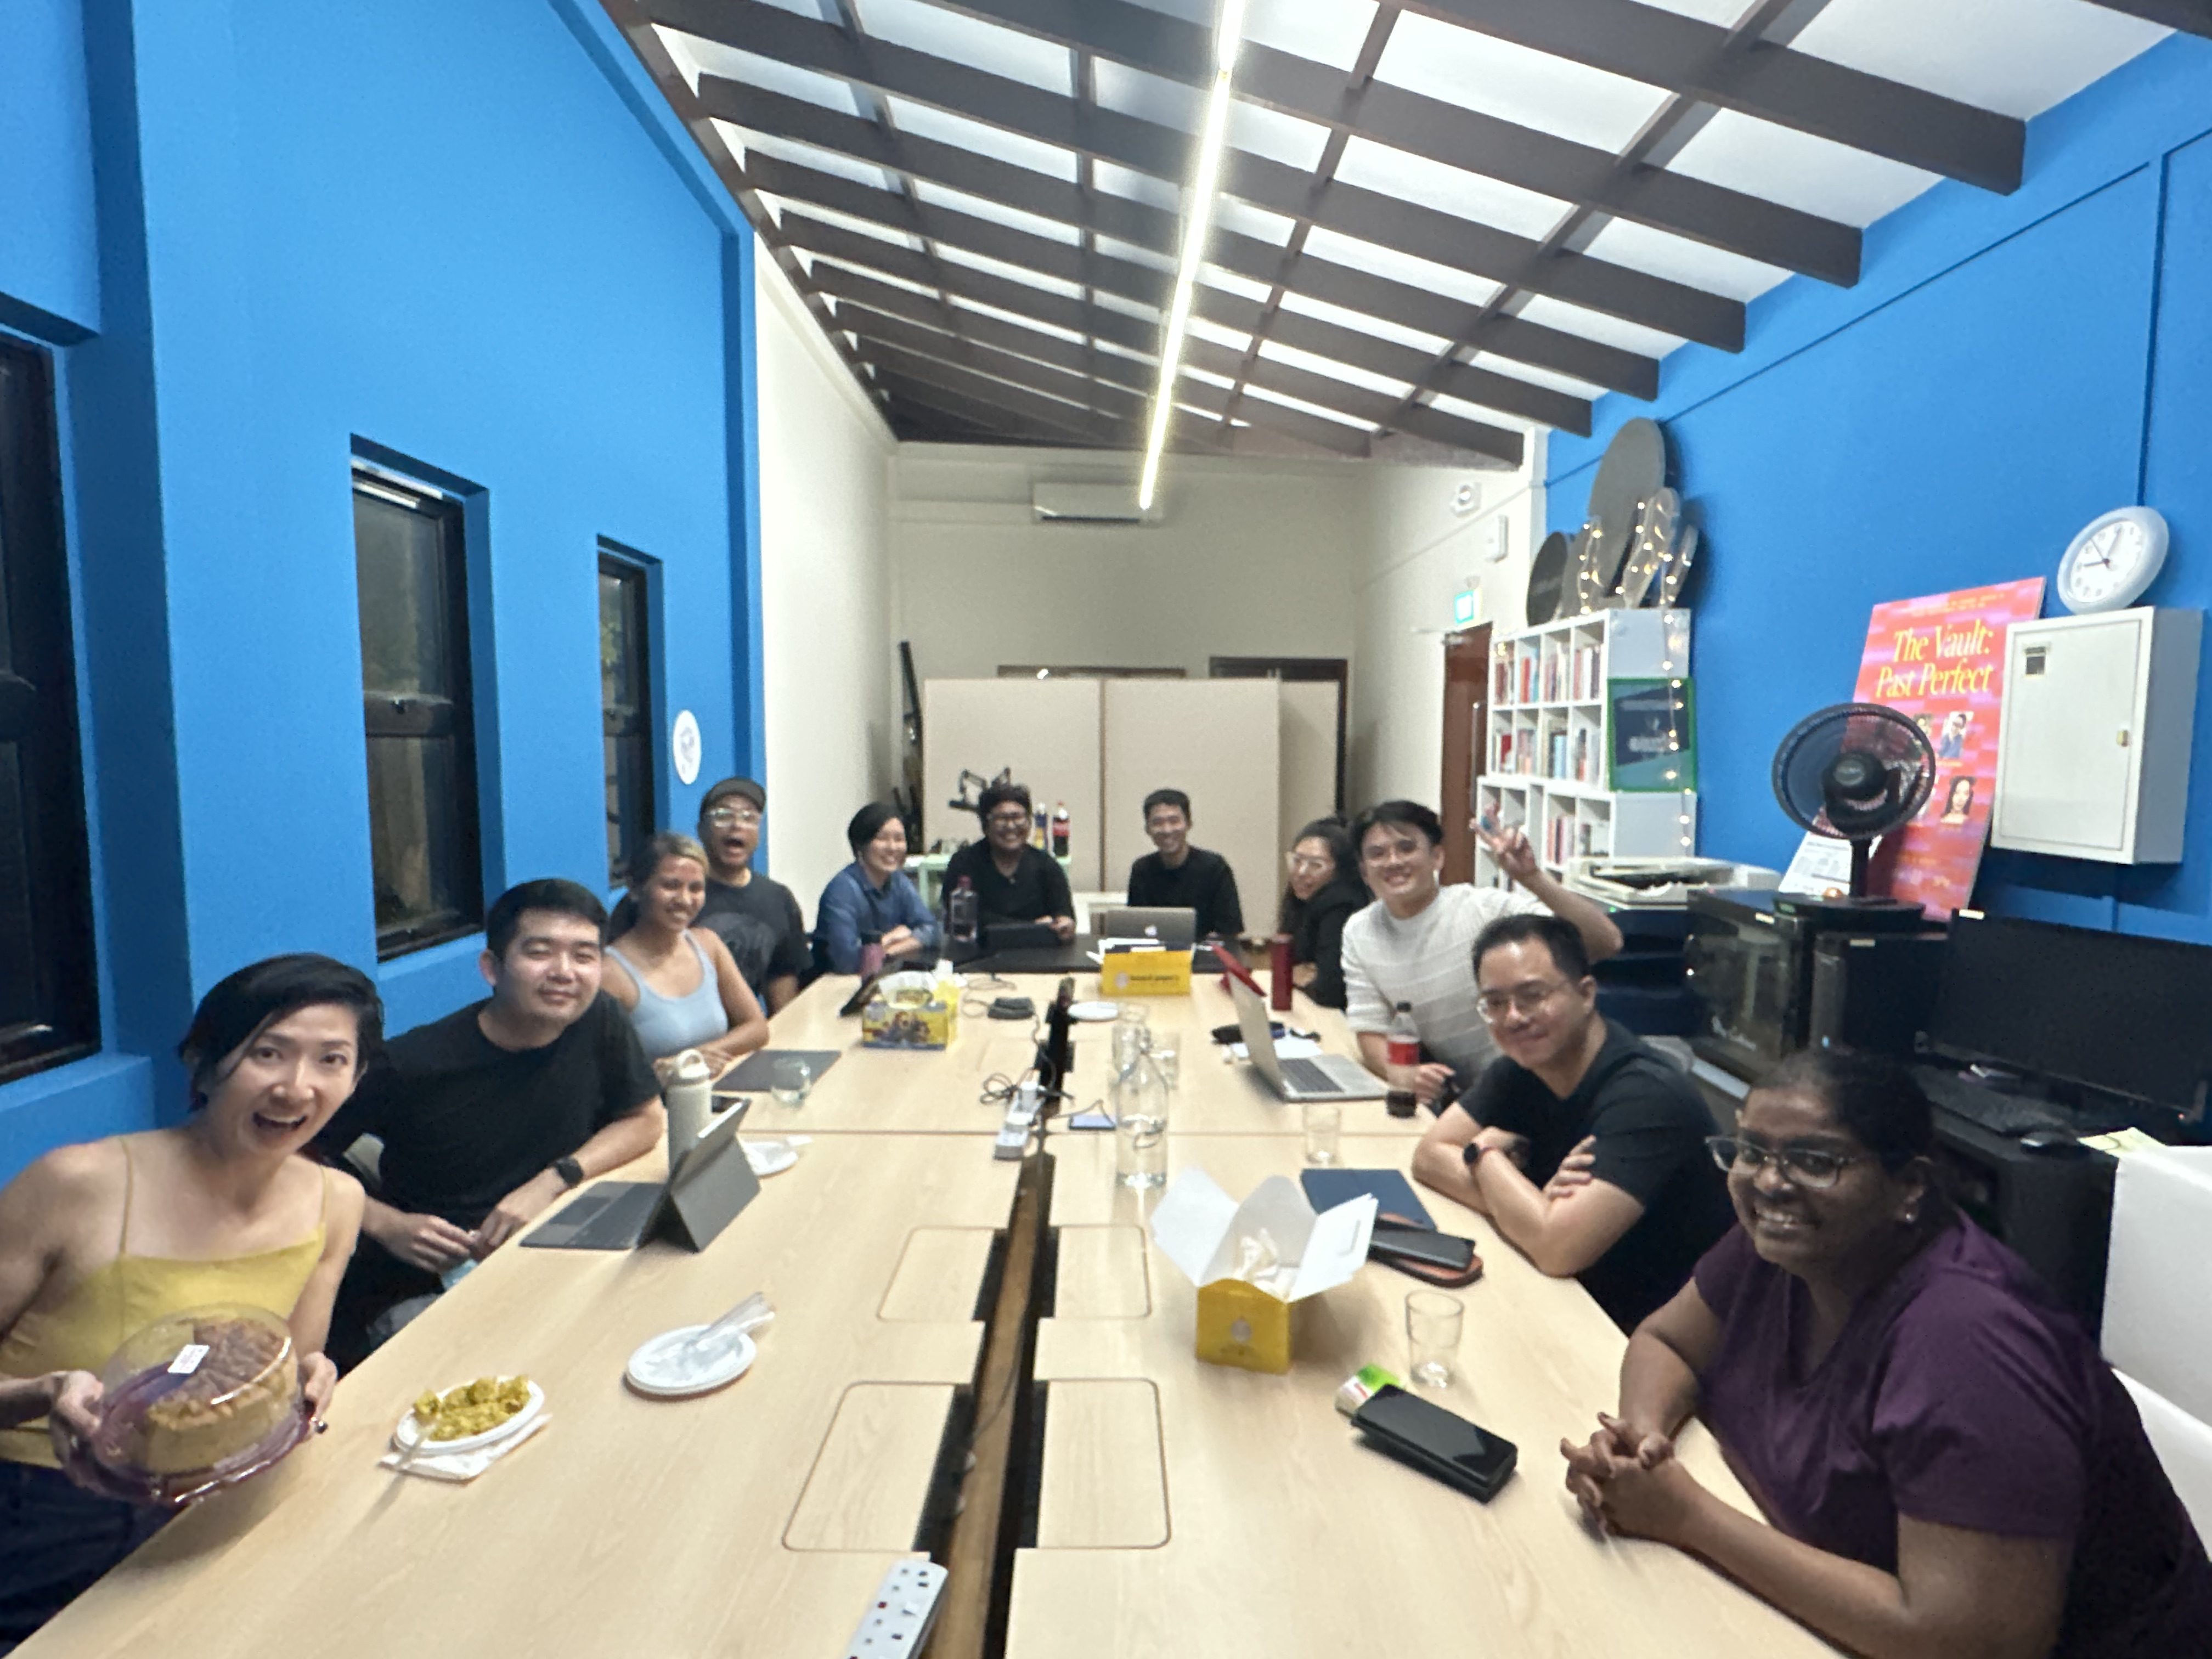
[{"xmin": 1992, "ymin": 607, "xmax": 2200, "ymax": 863}]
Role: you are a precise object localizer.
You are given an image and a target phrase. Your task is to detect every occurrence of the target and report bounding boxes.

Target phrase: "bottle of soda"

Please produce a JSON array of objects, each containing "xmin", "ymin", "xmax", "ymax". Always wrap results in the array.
[
  {"xmin": 947, "ymin": 876, "xmax": 979, "ymax": 946},
  {"xmin": 1386, "ymin": 1001, "xmax": 1421, "ymax": 1085},
  {"xmin": 1051, "ymin": 801, "xmax": 1070, "ymax": 857}
]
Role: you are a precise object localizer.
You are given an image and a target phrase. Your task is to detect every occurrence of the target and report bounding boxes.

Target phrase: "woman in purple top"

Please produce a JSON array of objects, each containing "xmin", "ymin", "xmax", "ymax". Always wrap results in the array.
[{"xmin": 1560, "ymin": 1050, "xmax": 2212, "ymax": 1658}]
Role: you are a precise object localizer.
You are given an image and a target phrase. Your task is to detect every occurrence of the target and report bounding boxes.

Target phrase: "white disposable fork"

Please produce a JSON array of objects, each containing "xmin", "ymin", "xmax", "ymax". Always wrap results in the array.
[{"xmin": 680, "ymin": 1290, "xmax": 775, "ymax": 1359}]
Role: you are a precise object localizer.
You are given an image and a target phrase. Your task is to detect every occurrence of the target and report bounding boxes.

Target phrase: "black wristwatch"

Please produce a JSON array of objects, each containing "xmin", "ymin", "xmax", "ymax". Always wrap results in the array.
[{"xmin": 552, "ymin": 1156, "xmax": 585, "ymax": 1190}]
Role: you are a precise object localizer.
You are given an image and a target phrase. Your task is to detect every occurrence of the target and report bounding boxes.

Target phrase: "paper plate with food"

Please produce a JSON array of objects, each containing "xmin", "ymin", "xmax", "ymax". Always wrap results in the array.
[{"xmin": 393, "ymin": 1374, "xmax": 543, "ymax": 1456}]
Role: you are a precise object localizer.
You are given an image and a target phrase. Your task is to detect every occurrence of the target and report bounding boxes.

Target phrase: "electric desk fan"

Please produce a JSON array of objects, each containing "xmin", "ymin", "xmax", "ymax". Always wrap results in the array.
[{"xmin": 1770, "ymin": 702, "xmax": 1936, "ymax": 920}]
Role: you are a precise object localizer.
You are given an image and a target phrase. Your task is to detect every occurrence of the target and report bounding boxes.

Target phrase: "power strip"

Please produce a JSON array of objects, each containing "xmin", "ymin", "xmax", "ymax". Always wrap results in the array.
[
  {"xmin": 993, "ymin": 1080, "xmax": 1042, "ymax": 1161},
  {"xmin": 842, "ymin": 1559, "xmax": 947, "ymax": 1655}
]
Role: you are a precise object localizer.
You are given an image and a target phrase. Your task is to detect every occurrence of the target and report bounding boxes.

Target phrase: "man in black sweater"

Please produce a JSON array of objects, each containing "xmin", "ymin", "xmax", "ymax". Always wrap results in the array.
[
  {"xmin": 941, "ymin": 782, "xmax": 1075, "ymax": 940},
  {"xmin": 1125, "ymin": 788, "xmax": 1244, "ymax": 941}
]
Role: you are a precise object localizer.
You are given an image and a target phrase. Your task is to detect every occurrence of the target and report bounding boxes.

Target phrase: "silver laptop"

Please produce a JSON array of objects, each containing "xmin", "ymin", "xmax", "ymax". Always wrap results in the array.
[
  {"xmin": 523, "ymin": 1097, "xmax": 756, "ymax": 1251},
  {"xmin": 1097, "ymin": 906, "xmax": 1198, "ymax": 947},
  {"xmin": 1228, "ymin": 975, "xmax": 1386, "ymax": 1102}
]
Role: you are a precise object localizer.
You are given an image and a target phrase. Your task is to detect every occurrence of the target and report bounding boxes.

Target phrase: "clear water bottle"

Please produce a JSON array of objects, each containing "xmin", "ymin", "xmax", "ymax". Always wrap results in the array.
[
  {"xmin": 1386, "ymin": 1001, "xmax": 1421, "ymax": 1087},
  {"xmin": 1110, "ymin": 1003, "xmax": 1151, "ymax": 1080},
  {"xmin": 947, "ymin": 876, "xmax": 978, "ymax": 946},
  {"xmin": 1113, "ymin": 1045, "xmax": 1170, "ymax": 1190}
]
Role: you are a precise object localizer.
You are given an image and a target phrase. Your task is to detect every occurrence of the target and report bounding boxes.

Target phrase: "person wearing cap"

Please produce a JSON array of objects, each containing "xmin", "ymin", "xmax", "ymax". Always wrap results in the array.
[
  {"xmin": 610, "ymin": 776, "xmax": 809, "ymax": 1012},
  {"xmin": 813, "ymin": 803, "xmax": 939, "ymax": 976}
]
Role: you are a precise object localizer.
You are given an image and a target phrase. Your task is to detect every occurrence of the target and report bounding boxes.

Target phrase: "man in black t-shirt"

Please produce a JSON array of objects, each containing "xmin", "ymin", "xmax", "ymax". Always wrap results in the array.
[
  {"xmin": 318, "ymin": 879, "xmax": 664, "ymax": 1366},
  {"xmin": 1124, "ymin": 788, "xmax": 1244, "ymax": 940},
  {"xmin": 608, "ymin": 777, "xmax": 809, "ymax": 1012},
  {"xmin": 1410, "ymin": 913, "xmax": 1731, "ymax": 1331},
  {"xmin": 941, "ymin": 781, "xmax": 1075, "ymax": 939}
]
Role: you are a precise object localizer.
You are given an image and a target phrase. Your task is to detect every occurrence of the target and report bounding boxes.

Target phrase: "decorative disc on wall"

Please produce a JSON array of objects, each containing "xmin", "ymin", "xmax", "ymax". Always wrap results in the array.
[
  {"xmin": 672, "ymin": 709, "xmax": 702, "ymax": 785},
  {"xmin": 1526, "ymin": 531, "xmax": 1570, "ymax": 625},
  {"xmin": 1587, "ymin": 419, "xmax": 1667, "ymax": 599}
]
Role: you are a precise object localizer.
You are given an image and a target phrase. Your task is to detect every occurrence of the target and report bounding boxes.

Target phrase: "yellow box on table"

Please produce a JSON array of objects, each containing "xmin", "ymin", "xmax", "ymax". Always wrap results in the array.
[
  {"xmin": 860, "ymin": 970, "xmax": 960, "ymax": 1049},
  {"xmin": 1099, "ymin": 946, "xmax": 1192, "ymax": 996},
  {"xmin": 1149, "ymin": 1171, "xmax": 1376, "ymax": 1374}
]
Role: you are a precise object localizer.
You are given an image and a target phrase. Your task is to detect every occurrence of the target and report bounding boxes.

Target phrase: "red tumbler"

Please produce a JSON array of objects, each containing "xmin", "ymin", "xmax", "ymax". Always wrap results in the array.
[{"xmin": 1270, "ymin": 934, "xmax": 1294, "ymax": 1011}]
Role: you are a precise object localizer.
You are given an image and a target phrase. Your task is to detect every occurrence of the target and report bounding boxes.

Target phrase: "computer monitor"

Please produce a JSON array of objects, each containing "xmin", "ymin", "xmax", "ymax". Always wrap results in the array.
[{"xmin": 1925, "ymin": 910, "xmax": 2212, "ymax": 1123}]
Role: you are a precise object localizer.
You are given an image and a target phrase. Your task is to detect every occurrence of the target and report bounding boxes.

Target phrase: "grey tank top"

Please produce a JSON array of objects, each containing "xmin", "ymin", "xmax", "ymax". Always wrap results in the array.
[{"xmin": 608, "ymin": 934, "xmax": 727, "ymax": 1060}]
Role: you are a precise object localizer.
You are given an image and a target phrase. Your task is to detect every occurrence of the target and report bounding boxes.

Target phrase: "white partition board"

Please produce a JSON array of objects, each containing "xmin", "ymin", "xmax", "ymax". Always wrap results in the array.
[
  {"xmin": 1102, "ymin": 679, "xmax": 1281, "ymax": 929},
  {"xmin": 1279, "ymin": 680, "xmax": 1340, "ymax": 854},
  {"xmin": 923, "ymin": 678, "xmax": 1103, "ymax": 888}
]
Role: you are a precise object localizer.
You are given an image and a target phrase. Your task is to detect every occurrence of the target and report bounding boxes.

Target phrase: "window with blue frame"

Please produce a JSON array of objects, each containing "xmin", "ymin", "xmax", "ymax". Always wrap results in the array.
[
  {"xmin": 353, "ymin": 467, "xmax": 483, "ymax": 957},
  {"xmin": 598, "ymin": 549, "xmax": 654, "ymax": 886},
  {"xmin": 0, "ymin": 335, "xmax": 98, "ymax": 1081}
]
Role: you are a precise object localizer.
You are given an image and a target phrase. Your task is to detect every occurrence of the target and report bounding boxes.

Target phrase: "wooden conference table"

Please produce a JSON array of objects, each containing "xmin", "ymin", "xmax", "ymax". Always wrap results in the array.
[{"xmin": 26, "ymin": 969, "xmax": 1828, "ymax": 1658}]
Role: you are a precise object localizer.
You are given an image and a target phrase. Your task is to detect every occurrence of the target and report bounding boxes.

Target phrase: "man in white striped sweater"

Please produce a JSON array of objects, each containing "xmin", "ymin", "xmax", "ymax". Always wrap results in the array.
[{"xmin": 1341, "ymin": 800, "xmax": 1622, "ymax": 1107}]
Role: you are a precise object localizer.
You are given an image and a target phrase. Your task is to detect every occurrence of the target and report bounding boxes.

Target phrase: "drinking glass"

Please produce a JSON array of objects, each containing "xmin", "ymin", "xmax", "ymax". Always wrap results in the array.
[
  {"xmin": 1115, "ymin": 1110, "xmax": 1168, "ymax": 1189},
  {"xmin": 1302, "ymin": 1102, "xmax": 1341, "ymax": 1166},
  {"xmin": 1149, "ymin": 1044, "xmax": 1179, "ymax": 1093},
  {"xmin": 770, "ymin": 1057, "xmax": 812, "ymax": 1107},
  {"xmin": 1405, "ymin": 1290, "xmax": 1463, "ymax": 1389}
]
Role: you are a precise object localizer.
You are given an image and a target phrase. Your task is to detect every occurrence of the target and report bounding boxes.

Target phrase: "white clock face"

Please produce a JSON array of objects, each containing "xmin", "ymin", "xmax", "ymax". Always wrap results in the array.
[{"xmin": 2059, "ymin": 507, "xmax": 2168, "ymax": 614}]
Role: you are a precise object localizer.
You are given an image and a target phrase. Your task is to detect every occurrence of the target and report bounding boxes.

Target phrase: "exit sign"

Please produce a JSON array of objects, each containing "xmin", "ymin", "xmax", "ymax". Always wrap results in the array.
[{"xmin": 1452, "ymin": 589, "xmax": 1477, "ymax": 627}]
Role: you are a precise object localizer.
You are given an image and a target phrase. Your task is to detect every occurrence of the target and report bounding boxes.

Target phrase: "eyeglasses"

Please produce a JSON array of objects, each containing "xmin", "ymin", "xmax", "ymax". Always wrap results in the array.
[
  {"xmin": 986, "ymin": 811, "xmax": 1031, "ymax": 828},
  {"xmin": 1285, "ymin": 853, "xmax": 1332, "ymax": 875},
  {"xmin": 1476, "ymin": 979, "xmax": 1571, "ymax": 1022},
  {"xmin": 1705, "ymin": 1136, "xmax": 1871, "ymax": 1190},
  {"xmin": 704, "ymin": 807, "xmax": 761, "ymax": 827},
  {"xmin": 1361, "ymin": 840, "xmax": 1425, "ymax": 868}
]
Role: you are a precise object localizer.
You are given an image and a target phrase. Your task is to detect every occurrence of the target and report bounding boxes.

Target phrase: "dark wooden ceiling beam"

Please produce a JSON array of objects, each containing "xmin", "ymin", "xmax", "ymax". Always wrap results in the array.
[
  {"xmin": 651, "ymin": 0, "xmax": 1742, "ymax": 348},
  {"xmin": 926, "ymin": 0, "xmax": 1858, "ymax": 285},
  {"xmin": 713, "ymin": 78, "xmax": 1628, "ymax": 410},
  {"xmin": 839, "ymin": 303, "xmax": 1378, "ymax": 458},
  {"xmin": 1396, "ymin": 0, "xmax": 2025, "ymax": 192},
  {"xmin": 2081, "ymin": 0, "xmax": 2212, "ymax": 31},
  {"xmin": 800, "ymin": 233, "xmax": 1515, "ymax": 463},
  {"xmin": 756, "ymin": 160, "xmax": 1524, "ymax": 457},
  {"xmin": 877, "ymin": 376, "xmax": 1120, "ymax": 449},
  {"xmin": 855, "ymin": 343, "xmax": 1140, "ymax": 445}
]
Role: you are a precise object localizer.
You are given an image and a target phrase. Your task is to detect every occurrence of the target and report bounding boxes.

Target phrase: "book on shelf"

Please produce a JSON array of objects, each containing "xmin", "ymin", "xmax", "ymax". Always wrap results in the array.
[
  {"xmin": 1547, "ymin": 731, "xmax": 1567, "ymax": 778},
  {"xmin": 1493, "ymin": 657, "xmax": 1512, "ymax": 704},
  {"xmin": 1571, "ymin": 728, "xmax": 1590, "ymax": 783}
]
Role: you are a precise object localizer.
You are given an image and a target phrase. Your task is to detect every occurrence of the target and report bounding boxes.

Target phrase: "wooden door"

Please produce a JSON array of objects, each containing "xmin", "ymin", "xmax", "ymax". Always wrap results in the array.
[{"xmin": 1440, "ymin": 625, "xmax": 1491, "ymax": 885}]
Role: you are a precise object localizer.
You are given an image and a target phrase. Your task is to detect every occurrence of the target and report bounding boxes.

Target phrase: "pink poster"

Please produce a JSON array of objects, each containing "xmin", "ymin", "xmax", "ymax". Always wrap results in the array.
[{"xmin": 1851, "ymin": 578, "xmax": 2045, "ymax": 916}]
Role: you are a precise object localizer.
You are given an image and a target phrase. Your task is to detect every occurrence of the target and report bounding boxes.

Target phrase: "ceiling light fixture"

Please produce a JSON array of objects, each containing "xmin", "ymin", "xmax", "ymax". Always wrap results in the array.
[{"xmin": 1136, "ymin": 0, "xmax": 1248, "ymax": 513}]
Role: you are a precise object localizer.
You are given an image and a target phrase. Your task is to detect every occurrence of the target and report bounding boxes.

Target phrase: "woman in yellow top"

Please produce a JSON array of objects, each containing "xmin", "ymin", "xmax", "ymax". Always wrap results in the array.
[{"xmin": 0, "ymin": 953, "xmax": 376, "ymax": 1652}]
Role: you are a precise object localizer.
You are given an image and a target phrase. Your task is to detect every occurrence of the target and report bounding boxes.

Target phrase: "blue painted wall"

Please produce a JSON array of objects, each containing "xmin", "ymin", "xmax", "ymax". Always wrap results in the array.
[
  {"xmin": 0, "ymin": 0, "xmax": 766, "ymax": 1178},
  {"xmin": 1548, "ymin": 36, "xmax": 2212, "ymax": 943}
]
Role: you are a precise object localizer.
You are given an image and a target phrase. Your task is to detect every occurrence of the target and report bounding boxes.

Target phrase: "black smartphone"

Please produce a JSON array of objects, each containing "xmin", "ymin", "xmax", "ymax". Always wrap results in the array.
[
  {"xmin": 1350, "ymin": 1385, "xmax": 1517, "ymax": 1502},
  {"xmin": 1367, "ymin": 1221, "xmax": 1477, "ymax": 1274}
]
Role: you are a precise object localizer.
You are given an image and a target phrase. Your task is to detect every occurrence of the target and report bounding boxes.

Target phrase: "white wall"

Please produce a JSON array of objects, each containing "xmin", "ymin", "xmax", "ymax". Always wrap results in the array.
[
  {"xmin": 890, "ymin": 445, "xmax": 1362, "ymax": 681},
  {"xmin": 754, "ymin": 249, "xmax": 898, "ymax": 923},
  {"xmin": 1350, "ymin": 443, "xmax": 1545, "ymax": 811}
]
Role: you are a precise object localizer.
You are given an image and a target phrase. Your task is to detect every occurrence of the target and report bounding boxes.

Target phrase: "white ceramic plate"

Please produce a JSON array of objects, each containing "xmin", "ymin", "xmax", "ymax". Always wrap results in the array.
[
  {"xmin": 1069, "ymin": 1001, "xmax": 1120, "ymax": 1023},
  {"xmin": 743, "ymin": 1138, "xmax": 800, "ymax": 1177},
  {"xmin": 624, "ymin": 1328, "xmax": 757, "ymax": 1399},
  {"xmin": 393, "ymin": 1380, "xmax": 545, "ymax": 1456}
]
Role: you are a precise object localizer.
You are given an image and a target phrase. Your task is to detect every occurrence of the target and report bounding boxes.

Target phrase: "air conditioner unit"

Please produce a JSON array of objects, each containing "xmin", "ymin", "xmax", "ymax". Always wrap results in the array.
[{"xmin": 1031, "ymin": 481, "xmax": 1156, "ymax": 526}]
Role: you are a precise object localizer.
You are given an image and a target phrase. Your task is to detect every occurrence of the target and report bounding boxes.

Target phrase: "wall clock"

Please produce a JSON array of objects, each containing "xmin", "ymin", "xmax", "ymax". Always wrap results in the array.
[{"xmin": 2058, "ymin": 506, "xmax": 2168, "ymax": 614}]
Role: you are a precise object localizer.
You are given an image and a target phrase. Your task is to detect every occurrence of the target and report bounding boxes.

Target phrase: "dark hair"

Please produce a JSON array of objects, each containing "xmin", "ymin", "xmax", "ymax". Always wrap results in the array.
[
  {"xmin": 847, "ymin": 800, "xmax": 900, "ymax": 854},
  {"xmin": 1142, "ymin": 788, "xmax": 1191, "ymax": 822},
  {"xmin": 177, "ymin": 953, "xmax": 383, "ymax": 1108},
  {"xmin": 978, "ymin": 782, "xmax": 1032, "ymax": 821},
  {"xmin": 486, "ymin": 878, "xmax": 607, "ymax": 959},
  {"xmin": 1352, "ymin": 800, "xmax": 1444, "ymax": 851},
  {"xmin": 1472, "ymin": 912, "xmax": 1592, "ymax": 983},
  {"xmin": 1759, "ymin": 1049, "xmax": 1934, "ymax": 1173},
  {"xmin": 1277, "ymin": 817, "xmax": 1357, "ymax": 931}
]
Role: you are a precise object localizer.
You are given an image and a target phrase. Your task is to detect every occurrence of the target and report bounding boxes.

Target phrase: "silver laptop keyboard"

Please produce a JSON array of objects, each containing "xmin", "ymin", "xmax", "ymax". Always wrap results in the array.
[{"xmin": 1278, "ymin": 1056, "xmax": 1339, "ymax": 1095}]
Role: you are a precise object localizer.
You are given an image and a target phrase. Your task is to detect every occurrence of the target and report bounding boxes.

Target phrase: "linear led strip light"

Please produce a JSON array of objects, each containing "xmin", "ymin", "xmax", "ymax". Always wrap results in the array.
[{"xmin": 1136, "ymin": 0, "xmax": 1249, "ymax": 512}]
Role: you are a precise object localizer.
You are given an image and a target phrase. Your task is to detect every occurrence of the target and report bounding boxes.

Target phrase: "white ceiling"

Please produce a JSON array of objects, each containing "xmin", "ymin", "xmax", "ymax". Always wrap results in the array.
[{"xmin": 644, "ymin": 0, "xmax": 2175, "ymax": 460}]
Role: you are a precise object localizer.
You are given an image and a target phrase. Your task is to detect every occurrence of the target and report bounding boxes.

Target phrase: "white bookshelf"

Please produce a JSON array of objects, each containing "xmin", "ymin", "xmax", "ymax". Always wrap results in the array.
[{"xmin": 1477, "ymin": 608, "xmax": 1697, "ymax": 888}]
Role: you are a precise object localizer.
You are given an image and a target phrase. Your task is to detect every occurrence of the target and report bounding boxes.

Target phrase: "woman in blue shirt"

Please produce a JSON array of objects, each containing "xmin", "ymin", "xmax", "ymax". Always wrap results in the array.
[{"xmin": 814, "ymin": 803, "xmax": 939, "ymax": 974}]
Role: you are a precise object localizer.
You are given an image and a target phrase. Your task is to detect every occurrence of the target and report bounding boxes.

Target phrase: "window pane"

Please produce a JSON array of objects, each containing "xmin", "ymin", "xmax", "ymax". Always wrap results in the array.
[
  {"xmin": 367, "ymin": 735, "xmax": 472, "ymax": 938},
  {"xmin": 0, "ymin": 742, "xmax": 37, "ymax": 1024},
  {"xmin": 355, "ymin": 491, "xmax": 450, "ymax": 696},
  {"xmin": 599, "ymin": 570, "xmax": 628, "ymax": 710}
]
